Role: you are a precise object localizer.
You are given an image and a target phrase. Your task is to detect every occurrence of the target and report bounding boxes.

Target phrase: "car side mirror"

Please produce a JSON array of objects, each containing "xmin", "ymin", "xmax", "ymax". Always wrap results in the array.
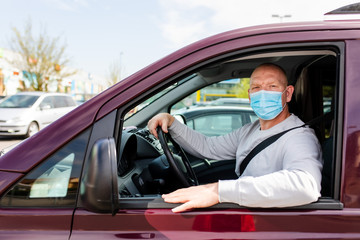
[
  {"xmin": 40, "ymin": 104, "xmax": 51, "ymax": 110},
  {"xmin": 173, "ymin": 114, "xmax": 187, "ymax": 125},
  {"xmin": 80, "ymin": 138, "xmax": 119, "ymax": 215}
]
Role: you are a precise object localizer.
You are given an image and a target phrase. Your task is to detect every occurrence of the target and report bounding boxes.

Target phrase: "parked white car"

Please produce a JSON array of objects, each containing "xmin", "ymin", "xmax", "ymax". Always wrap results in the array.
[{"xmin": 0, "ymin": 92, "xmax": 77, "ymax": 137}]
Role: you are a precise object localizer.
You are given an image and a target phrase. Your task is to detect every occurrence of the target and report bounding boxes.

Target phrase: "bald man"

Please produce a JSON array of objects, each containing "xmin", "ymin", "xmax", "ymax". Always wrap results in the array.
[{"xmin": 148, "ymin": 63, "xmax": 322, "ymax": 212}]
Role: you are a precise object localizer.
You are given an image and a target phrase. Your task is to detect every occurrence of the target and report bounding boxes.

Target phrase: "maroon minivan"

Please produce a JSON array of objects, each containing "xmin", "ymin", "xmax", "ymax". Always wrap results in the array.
[{"xmin": 1, "ymin": 14, "xmax": 360, "ymax": 239}]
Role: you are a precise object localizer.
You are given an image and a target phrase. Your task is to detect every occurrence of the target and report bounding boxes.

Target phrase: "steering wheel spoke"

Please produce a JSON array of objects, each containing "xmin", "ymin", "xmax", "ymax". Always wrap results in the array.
[{"xmin": 156, "ymin": 127, "xmax": 198, "ymax": 187}]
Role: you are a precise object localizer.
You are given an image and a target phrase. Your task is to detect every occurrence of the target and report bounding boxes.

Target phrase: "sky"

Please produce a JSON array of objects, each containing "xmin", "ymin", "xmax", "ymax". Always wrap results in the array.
[{"xmin": 0, "ymin": 0, "xmax": 359, "ymax": 80}]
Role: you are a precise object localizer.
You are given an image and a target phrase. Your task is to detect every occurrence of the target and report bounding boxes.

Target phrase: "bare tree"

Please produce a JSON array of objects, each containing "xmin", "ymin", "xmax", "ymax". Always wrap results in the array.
[
  {"xmin": 8, "ymin": 20, "xmax": 76, "ymax": 92},
  {"xmin": 107, "ymin": 53, "xmax": 124, "ymax": 87}
]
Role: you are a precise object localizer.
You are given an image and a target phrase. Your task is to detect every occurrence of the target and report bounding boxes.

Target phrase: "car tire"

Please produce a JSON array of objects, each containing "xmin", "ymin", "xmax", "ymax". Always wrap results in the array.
[{"xmin": 26, "ymin": 122, "xmax": 39, "ymax": 138}]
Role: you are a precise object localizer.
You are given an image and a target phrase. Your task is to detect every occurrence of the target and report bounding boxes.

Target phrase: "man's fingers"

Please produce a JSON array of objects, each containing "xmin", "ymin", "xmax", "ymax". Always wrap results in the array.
[
  {"xmin": 172, "ymin": 202, "xmax": 193, "ymax": 213},
  {"xmin": 147, "ymin": 113, "xmax": 173, "ymax": 139},
  {"xmin": 162, "ymin": 192, "xmax": 190, "ymax": 203},
  {"xmin": 161, "ymin": 124, "xmax": 168, "ymax": 134}
]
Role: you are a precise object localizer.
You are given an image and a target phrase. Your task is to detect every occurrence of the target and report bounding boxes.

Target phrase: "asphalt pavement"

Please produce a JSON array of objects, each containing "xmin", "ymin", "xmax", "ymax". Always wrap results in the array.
[{"xmin": 0, "ymin": 137, "xmax": 23, "ymax": 152}]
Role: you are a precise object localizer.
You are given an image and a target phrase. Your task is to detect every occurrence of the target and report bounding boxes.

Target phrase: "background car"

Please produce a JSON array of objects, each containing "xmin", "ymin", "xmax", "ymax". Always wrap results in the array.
[
  {"xmin": 208, "ymin": 97, "xmax": 250, "ymax": 107},
  {"xmin": 0, "ymin": 92, "xmax": 77, "ymax": 137},
  {"xmin": 174, "ymin": 106, "xmax": 257, "ymax": 136}
]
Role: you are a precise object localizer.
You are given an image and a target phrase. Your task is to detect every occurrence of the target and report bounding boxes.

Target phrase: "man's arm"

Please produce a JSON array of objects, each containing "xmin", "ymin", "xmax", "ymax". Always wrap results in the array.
[
  {"xmin": 162, "ymin": 169, "xmax": 320, "ymax": 213},
  {"xmin": 168, "ymin": 118, "xmax": 240, "ymax": 160},
  {"xmin": 148, "ymin": 113, "xmax": 240, "ymax": 160},
  {"xmin": 218, "ymin": 169, "xmax": 320, "ymax": 207},
  {"xmin": 162, "ymin": 128, "xmax": 322, "ymax": 212}
]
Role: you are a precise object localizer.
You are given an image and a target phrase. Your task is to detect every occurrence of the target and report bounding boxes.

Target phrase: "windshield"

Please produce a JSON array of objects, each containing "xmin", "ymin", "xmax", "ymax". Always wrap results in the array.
[
  {"xmin": 124, "ymin": 74, "xmax": 198, "ymax": 120},
  {"xmin": 0, "ymin": 95, "xmax": 40, "ymax": 108}
]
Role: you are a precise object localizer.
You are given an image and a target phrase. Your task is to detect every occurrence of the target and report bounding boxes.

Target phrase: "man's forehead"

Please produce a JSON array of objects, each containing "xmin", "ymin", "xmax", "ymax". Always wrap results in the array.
[
  {"xmin": 250, "ymin": 66, "xmax": 287, "ymax": 85},
  {"xmin": 250, "ymin": 73, "xmax": 282, "ymax": 84},
  {"xmin": 250, "ymin": 77, "xmax": 278, "ymax": 84}
]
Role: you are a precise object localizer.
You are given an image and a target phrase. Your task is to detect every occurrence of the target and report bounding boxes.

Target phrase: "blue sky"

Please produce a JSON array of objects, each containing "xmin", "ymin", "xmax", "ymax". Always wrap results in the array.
[{"xmin": 0, "ymin": 0, "xmax": 358, "ymax": 79}]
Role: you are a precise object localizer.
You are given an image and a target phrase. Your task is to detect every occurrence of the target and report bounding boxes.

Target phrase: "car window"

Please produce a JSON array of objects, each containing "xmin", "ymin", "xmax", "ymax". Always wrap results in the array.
[
  {"xmin": 120, "ymin": 46, "xmax": 341, "ymax": 210},
  {"xmin": 0, "ymin": 95, "xmax": 39, "ymax": 108},
  {"xmin": 125, "ymin": 74, "xmax": 197, "ymax": 120},
  {"xmin": 40, "ymin": 96, "xmax": 55, "ymax": 109},
  {"xmin": 170, "ymin": 79, "xmax": 251, "ymax": 115},
  {"xmin": 168, "ymin": 77, "xmax": 257, "ymax": 136},
  {"xmin": 0, "ymin": 129, "xmax": 90, "ymax": 207},
  {"xmin": 54, "ymin": 96, "xmax": 69, "ymax": 108},
  {"xmin": 64, "ymin": 96, "xmax": 76, "ymax": 107},
  {"xmin": 189, "ymin": 113, "xmax": 248, "ymax": 136}
]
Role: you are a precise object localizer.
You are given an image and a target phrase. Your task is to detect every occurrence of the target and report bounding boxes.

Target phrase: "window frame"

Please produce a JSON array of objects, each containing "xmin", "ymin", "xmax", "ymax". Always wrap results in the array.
[{"xmin": 116, "ymin": 42, "xmax": 345, "ymax": 210}]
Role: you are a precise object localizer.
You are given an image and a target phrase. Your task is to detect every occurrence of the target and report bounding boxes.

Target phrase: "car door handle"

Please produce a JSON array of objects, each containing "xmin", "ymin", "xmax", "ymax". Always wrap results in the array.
[{"xmin": 115, "ymin": 233, "xmax": 155, "ymax": 239}]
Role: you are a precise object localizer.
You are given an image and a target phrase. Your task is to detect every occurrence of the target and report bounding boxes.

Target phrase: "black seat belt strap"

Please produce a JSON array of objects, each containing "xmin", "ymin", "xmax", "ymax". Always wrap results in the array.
[
  {"xmin": 238, "ymin": 111, "xmax": 333, "ymax": 176},
  {"xmin": 239, "ymin": 124, "xmax": 305, "ymax": 176},
  {"xmin": 240, "ymin": 111, "xmax": 334, "ymax": 176}
]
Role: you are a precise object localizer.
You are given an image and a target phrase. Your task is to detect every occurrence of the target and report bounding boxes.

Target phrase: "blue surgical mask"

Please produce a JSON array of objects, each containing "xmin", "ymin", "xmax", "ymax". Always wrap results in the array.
[{"xmin": 250, "ymin": 89, "xmax": 286, "ymax": 120}]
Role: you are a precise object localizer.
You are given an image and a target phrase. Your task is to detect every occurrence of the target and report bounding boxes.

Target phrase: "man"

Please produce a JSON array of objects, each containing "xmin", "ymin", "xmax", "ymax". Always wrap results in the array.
[{"xmin": 148, "ymin": 63, "xmax": 323, "ymax": 213}]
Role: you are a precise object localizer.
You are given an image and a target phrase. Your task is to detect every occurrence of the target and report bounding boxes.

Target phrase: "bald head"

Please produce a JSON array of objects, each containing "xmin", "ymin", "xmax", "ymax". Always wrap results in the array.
[
  {"xmin": 250, "ymin": 63, "xmax": 288, "ymax": 88},
  {"xmin": 248, "ymin": 63, "xmax": 295, "ymax": 127}
]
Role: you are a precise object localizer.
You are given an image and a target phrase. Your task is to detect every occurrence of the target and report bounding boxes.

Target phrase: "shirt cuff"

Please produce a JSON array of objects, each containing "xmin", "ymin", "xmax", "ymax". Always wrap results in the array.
[
  {"xmin": 218, "ymin": 179, "xmax": 241, "ymax": 204},
  {"xmin": 168, "ymin": 118, "xmax": 183, "ymax": 139}
]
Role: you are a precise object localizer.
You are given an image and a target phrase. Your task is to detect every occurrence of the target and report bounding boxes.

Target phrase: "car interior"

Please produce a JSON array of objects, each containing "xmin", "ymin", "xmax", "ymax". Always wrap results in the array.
[{"xmin": 117, "ymin": 44, "xmax": 341, "ymax": 208}]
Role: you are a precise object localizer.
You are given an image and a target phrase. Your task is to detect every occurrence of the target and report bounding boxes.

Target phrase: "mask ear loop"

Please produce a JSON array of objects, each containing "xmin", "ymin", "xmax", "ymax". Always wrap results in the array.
[{"xmin": 280, "ymin": 87, "xmax": 288, "ymax": 110}]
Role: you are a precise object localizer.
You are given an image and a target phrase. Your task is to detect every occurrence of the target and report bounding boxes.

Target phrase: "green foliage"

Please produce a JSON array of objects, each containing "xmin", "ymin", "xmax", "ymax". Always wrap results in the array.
[{"xmin": 229, "ymin": 78, "xmax": 250, "ymax": 98}]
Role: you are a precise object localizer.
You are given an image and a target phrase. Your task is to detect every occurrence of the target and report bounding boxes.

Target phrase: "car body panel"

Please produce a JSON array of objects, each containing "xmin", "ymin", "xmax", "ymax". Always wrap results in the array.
[
  {"xmin": 0, "ymin": 208, "xmax": 73, "ymax": 239},
  {"xmin": 342, "ymin": 39, "xmax": 360, "ymax": 208},
  {"xmin": 71, "ymin": 208, "xmax": 360, "ymax": 239},
  {"xmin": 0, "ymin": 171, "xmax": 23, "ymax": 195}
]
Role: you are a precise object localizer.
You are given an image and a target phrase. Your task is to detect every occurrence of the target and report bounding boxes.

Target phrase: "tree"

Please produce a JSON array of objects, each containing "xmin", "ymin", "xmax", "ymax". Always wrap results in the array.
[
  {"xmin": 229, "ymin": 78, "xmax": 250, "ymax": 98},
  {"xmin": 8, "ymin": 20, "xmax": 76, "ymax": 92},
  {"xmin": 107, "ymin": 57, "xmax": 123, "ymax": 86}
]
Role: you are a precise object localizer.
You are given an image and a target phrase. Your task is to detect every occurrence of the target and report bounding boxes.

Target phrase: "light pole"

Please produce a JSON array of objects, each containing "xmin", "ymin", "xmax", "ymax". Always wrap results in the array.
[
  {"xmin": 119, "ymin": 52, "xmax": 124, "ymax": 81},
  {"xmin": 272, "ymin": 14, "xmax": 292, "ymax": 22}
]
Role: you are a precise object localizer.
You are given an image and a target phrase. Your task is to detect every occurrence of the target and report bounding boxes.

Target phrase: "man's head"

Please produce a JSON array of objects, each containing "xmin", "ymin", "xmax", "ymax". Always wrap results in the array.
[
  {"xmin": 248, "ymin": 63, "xmax": 294, "ymax": 122},
  {"xmin": 249, "ymin": 63, "xmax": 288, "ymax": 92}
]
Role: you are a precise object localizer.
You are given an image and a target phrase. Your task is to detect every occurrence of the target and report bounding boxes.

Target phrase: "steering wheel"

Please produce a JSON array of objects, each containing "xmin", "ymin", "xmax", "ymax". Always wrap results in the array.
[{"xmin": 156, "ymin": 127, "xmax": 199, "ymax": 187}]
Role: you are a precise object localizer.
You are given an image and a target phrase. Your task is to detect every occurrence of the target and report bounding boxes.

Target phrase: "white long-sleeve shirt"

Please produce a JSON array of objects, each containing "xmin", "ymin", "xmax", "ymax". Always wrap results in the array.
[{"xmin": 168, "ymin": 114, "xmax": 323, "ymax": 207}]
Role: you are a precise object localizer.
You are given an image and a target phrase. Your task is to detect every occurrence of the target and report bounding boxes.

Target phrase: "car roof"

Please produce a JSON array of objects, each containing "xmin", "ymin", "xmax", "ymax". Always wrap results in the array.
[
  {"xmin": 210, "ymin": 98, "xmax": 250, "ymax": 104},
  {"xmin": 13, "ymin": 92, "xmax": 71, "ymax": 96}
]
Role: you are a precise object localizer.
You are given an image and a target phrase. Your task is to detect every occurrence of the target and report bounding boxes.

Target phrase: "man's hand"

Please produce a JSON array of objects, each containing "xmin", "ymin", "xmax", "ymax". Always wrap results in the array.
[
  {"xmin": 162, "ymin": 183, "xmax": 219, "ymax": 213},
  {"xmin": 147, "ymin": 113, "xmax": 175, "ymax": 138}
]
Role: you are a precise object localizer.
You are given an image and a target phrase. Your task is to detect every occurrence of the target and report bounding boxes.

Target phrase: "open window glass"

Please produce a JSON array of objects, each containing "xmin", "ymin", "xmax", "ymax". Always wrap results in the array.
[{"xmin": 120, "ymin": 44, "xmax": 343, "ymax": 210}]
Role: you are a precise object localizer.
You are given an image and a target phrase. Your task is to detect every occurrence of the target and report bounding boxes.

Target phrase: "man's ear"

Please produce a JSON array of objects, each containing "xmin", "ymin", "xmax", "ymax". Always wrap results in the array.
[
  {"xmin": 285, "ymin": 85, "xmax": 294, "ymax": 103},
  {"xmin": 248, "ymin": 89, "xmax": 251, "ymax": 102}
]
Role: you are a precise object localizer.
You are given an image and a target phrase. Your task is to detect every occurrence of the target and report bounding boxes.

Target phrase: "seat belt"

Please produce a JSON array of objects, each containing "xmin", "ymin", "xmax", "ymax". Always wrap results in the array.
[{"xmin": 239, "ymin": 112, "xmax": 333, "ymax": 176}]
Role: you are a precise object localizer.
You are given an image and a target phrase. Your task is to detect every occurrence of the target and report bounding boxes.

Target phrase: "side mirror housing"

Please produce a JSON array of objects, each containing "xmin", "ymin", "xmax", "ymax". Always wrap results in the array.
[
  {"xmin": 173, "ymin": 114, "xmax": 187, "ymax": 125},
  {"xmin": 39, "ymin": 104, "xmax": 51, "ymax": 110},
  {"xmin": 80, "ymin": 138, "xmax": 119, "ymax": 215}
]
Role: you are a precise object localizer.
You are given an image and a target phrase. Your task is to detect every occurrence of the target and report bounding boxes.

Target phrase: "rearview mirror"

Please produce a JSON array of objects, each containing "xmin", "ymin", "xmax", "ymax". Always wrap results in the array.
[{"xmin": 80, "ymin": 138, "xmax": 119, "ymax": 215}]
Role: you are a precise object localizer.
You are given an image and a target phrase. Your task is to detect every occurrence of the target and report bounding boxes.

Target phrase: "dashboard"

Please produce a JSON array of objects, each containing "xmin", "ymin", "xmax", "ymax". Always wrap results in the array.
[{"xmin": 117, "ymin": 127, "xmax": 173, "ymax": 197}]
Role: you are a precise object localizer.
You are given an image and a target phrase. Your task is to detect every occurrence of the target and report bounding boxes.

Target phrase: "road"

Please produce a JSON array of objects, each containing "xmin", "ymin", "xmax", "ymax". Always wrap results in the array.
[{"xmin": 0, "ymin": 137, "xmax": 23, "ymax": 152}]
